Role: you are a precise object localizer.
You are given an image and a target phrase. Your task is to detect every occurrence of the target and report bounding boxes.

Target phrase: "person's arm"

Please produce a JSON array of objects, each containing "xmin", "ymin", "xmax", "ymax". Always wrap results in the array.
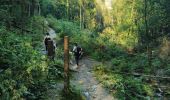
[
  {"xmin": 44, "ymin": 36, "xmax": 47, "ymax": 45},
  {"xmin": 44, "ymin": 36, "xmax": 46, "ymax": 43},
  {"xmin": 53, "ymin": 40, "xmax": 56, "ymax": 48},
  {"xmin": 73, "ymin": 46, "xmax": 76, "ymax": 52},
  {"xmin": 79, "ymin": 47, "xmax": 82, "ymax": 53}
]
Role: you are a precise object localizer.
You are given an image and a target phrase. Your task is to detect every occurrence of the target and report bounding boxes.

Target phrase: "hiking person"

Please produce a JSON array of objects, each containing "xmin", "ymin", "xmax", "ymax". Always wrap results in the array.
[
  {"xmin": 44, "ymin": 32, "xmax": 55, "ymax": 60},
  {"xmin": 47, "ymin": 39, "xmax": 55, "ymax": 60},
  {"xmin": 44, "ymin": 32, "xmax": 51, "ymax": 51},
  {"xmin": 72, "ymin": 43, "xmax": 83, "ymax": 68}
]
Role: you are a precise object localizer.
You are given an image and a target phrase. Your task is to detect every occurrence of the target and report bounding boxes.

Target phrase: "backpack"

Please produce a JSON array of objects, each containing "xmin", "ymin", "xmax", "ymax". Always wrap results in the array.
[
  {"xmin": 73, "ymin": 46, "xmax": 81, "ymax": 55},
  {"xmin": 77, "ymin": 46, "xmax": 82, "ymax": 54},
  {"xmin": 44, "ymin": 37, "xmax": 51, "ymax": 45}
]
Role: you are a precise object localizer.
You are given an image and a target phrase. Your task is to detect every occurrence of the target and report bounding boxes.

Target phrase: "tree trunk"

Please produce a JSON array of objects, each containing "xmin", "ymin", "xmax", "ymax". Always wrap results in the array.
[
  {"xmin": 82, "ymin": 10, "xmax": 84, "ymax": 29},
  {"xmin": 31, "ymin": 0, "xmax": 35, "ymax": 16},
  {"xmin": 28, "ymin": 2, "xmax": 31, "ymax": 17},
  {"xmin": 21, "ymin": 0, "xmax": 24, "ymax": 34},
  {"xmin": 80, "ymin": 4, "xmax": 82, "ymax": 29},
  {"xmin": 38, "ymin": 3, "xmax": 41, "ymax": 15},
  {"xmin": 67, "ymin": 0, "xmax": 69, "ymax": 20},
  {"xmin": 144, "ymin": 0, "xmax": 152, "ymax": 67}
]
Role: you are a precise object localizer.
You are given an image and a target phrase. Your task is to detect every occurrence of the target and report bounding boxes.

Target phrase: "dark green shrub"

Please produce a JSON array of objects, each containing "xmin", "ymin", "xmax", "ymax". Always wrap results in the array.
[{"xmin": 0, "ymin": 27, "xmax": 48, "ymax": 99}]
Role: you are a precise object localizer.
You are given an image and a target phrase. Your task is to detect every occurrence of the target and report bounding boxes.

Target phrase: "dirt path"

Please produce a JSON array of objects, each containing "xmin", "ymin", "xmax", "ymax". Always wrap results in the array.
[
  {"xmin": 70, "ymin": 58, "xmax": 115, "ymax": 100},
  {"xmin": 44, "ymin": 24, "xmax": 115, "ymax": 100},
  {"xmin": 46, "ymin": 57, "xmax": 115, "ymax": 100}
]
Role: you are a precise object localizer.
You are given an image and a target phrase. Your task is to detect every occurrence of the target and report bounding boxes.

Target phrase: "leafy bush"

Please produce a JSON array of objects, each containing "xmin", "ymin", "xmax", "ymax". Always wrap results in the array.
[
  {"xmin": 47, "ymin": 15, "xmax": 80, "ymax": 36},
  {"xmin": 47, "ymin": 59, "xmax": 64, "ymax": 80},
  {"xmin": 0, "ymin": 27, "xmax": 47, "ymax": 99},
  {"xmin": 93, "ymin": 64, "xmax": 154, "ymax": 100}
]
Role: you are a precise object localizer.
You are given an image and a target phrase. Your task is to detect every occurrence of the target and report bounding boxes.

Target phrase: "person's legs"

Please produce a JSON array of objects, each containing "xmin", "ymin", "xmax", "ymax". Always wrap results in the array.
[
  {"xmin": 51, "ymin": 55, "xmax": 55, "ymax": 61},
  {"xmin": 75, "ymin": 56, "xmax": 79, "ymax": 66},
  {"xmin": 45, "ymin": 45, "xmax": 48, "ymax": 54}
]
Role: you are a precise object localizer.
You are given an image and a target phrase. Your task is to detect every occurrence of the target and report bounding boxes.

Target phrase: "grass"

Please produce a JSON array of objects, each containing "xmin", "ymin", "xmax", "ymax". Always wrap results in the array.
[{"xmin": 93, "ymin": 64, "xmax": 155, "ymax": 100}]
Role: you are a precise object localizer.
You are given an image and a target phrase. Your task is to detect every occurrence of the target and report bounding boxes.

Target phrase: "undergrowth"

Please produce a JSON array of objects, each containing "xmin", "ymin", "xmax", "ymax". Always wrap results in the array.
[
  {"xmin": 60, "ymin": 85, "xmax": 86, "ymax": 100},
  {"xmin": 93, "ymin": 64, "xmax": 154, "ymax": 100},
  {"xmin": 0, "ymin": 16, "xmax": 65, "ymax": 99}
]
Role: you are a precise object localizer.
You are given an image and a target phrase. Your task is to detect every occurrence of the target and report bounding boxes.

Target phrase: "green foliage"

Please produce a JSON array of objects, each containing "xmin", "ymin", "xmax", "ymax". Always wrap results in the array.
[
  {"xmin": 93, "ymin": 64, "xmax": 123, "ymax": 89},
  {"xmin": 0, "ymin": 27, "xmax": 47, "ymax": 99},
  {"xmin": 110, "ymin": 52, "xmax": 159, "ymax": 74},
  {"xmin": 47, "ymin": 15, "xmax": 80, "ymax": 36},
  {"xmin": 1, "ymin": 0, "xmax": 170, "ymax": 99},
  {"xmin": 121, "ymin": 77, "xmax": 154, "ymax": 100},
  {"xmin": 40, "ymin": 0, "xmax": 67, "ymax": 19},
  {"xmin": 47, "ymin": 15, "xmax": 94, "ymax": 55},
  {"xmin": 61, "ymin": 85, "xmax": 85, "ymax": 100},
  {"xmin": 48, "ymin": 60, "xmax": 64, "ymax": 80},
  {"xmin": 0, "ymin": 9, "xmax": 12, "ymax": 27},
  {"xmin": 47, "ymin": 16, "xmax": 127, "ymax": 61},
  {"xmin": 93, "ymin": 64, "xmax": 154, "ymax": 100}
]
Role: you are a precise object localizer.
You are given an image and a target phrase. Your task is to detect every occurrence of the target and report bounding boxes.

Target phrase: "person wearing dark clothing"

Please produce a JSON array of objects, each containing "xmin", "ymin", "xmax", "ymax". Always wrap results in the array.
[
  {"xmin": 44, "ymin": 32, "xmax": 56, "ymax": 60},
  {"xmin": 44, "ymin": 32, "xmax": 51, "ymax": 51},
  {"xmin": 47, "ymin": 40, "xmax": 55, "ymax": 60},
  {"xmin": 72, "ymin": 43, "xmax": 83, "ymax": 68}
]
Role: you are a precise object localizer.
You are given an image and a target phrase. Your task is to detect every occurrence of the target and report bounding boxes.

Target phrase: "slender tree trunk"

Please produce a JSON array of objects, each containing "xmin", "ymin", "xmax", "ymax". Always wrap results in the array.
[
  {"xmin": 21, "ymin": 0, "xmax": 24, "ymax": 34},
  {"xmin": 144, "ymin": 0, "xmax": 152, "ymax": 67},
  {"xmin": 38, "ymin": 2, "xmax": 41, "ymax": 15},
  {"xmin": 67, "ymin": 0, "xmax": 69, "ymax": 20},
  {"xmin": 131, "ymin": 0, "xmax": 134, "ymax": 19},
  {"xmin": 80, "ymin": 4, "xmax": 82, "ymax": 29},
  {"xmin": 82, "ymin": 1, "xmax": 85, "ymax": 29},
  {"xmin": 9, "ymin": 0, "xmax": 12, "ymax": 15},
  {"xmin": 7, "ymin": 0, "xmax": 12, "ymax": 29},
  {"xmin": 69, "ymin": 6, "xmax": 72, "ymax": 20},
  {"xmin": 131, "ymin": 0, "xmax": 135, "ymax": 32},
  {"xmin": 82, "ymin": 6, "xmax": 84, "ymax": 29},
  {"xmin": 28, "ymin": 2, "xmax": 31, "ymax": 17},
  {"xmin": 31, "ymin": 0, "xmax": 35, "ymax": 16}
]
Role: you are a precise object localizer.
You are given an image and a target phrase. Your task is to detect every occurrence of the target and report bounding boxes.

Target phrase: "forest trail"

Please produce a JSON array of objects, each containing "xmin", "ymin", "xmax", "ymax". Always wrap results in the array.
[
  {"xmin": 70, "ymin": 58, "xmax": 115, "ymax": 100},
  {"xmin": 45, "ymin": 25, "xmax": 115, "ymax": 100},
  {"xmin": 46, "ymin": 58, "xmax": 116, "ymax": 100}
]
